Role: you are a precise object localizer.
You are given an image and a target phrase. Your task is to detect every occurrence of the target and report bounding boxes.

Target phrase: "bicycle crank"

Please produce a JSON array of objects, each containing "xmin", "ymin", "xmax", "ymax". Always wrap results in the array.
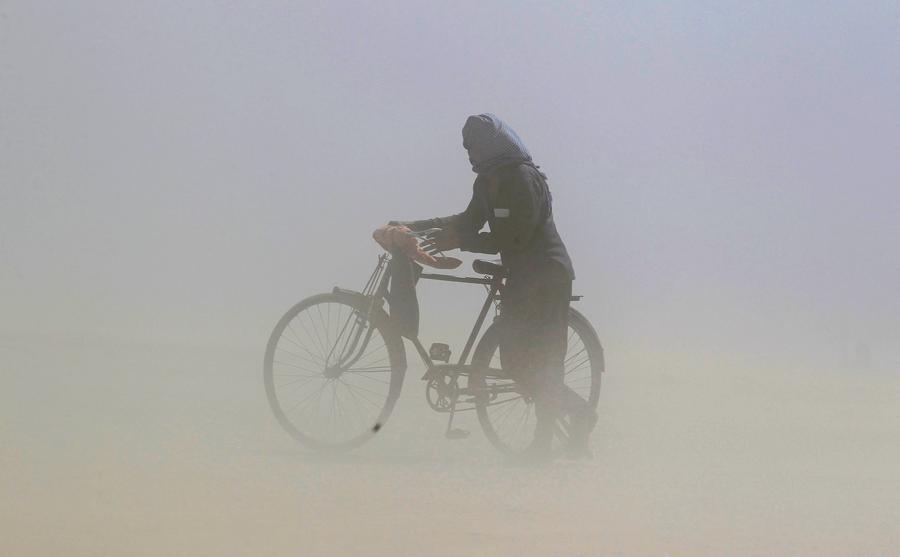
[{"xmin": 425, "ymin": 373, "xmax": 460, "ymax": 412}]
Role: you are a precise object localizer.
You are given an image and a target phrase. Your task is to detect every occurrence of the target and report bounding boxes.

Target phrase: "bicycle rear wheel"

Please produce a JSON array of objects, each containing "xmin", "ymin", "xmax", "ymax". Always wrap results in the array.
[
  {"xmin": 263, "ymin": 292, "xmax": 405, "ymax": 451},
  {"xmin": 470, "ymin": 308, "xmax": 603, "ymax": 455}
]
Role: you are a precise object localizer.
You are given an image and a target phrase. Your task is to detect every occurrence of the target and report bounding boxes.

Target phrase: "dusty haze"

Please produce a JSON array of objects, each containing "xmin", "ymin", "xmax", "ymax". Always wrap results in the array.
[{"xmin": 2, "ymin": 2, "xmax": 899, "ymax": 555}]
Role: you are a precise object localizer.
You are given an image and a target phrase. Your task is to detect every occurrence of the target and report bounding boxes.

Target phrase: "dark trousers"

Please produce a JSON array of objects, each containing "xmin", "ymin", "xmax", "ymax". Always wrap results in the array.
[{"xmin": 499, "ymin": 262, "xmax": 589, "ymax": 441}]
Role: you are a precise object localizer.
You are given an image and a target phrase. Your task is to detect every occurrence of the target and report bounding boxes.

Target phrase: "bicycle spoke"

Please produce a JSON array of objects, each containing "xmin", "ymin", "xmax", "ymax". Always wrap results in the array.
[
  {"xmin": 342, "ymin": 372, "xmax": 390, "ymax": 386},
  {"xmin": 353, "ymin": 342, "xmax": 387, "ymax": 366},
  {"xmin": 340, "ymin": 380, "xmax": 384, "ymax": 410},
  {"xmin": 563, "ymin": 346, "xmax": 586, "ymax": 367},
  {"xmin": 343, "ymin": 366, "xmax": 392, "ymax": 373},
  {"xmin": 337, "ymin": 380, "xmax": 371, "ymax": 430},
  {"xmin": 483, "ymin": 393, "xmax": 524, "ymax": 408},
  {"xmin": 272, "ymin": 360, "xmax": 320, "ymax": 374},
  {"xmin": 301, "ymin": 310, "xmax": 330, "ymax": 364},
  {"xmin": 286, "ymin": 322, "xmax": 325, "ymax": 366},
  {"xmin": 488, "ymin": 391, "xmax": 524, "ymax": 418},
  {"xmin": 275, "ymin": 374, "xmax": 320, "ymax": 390},
  {"xmin": 334, "ymin": 382, "xmax": 361, "ymax": 440},
  {"xmin": 284, "ymin": 379, "xmax": 329, "ymax": 415},
  {"xmin": 276, "ymin": 344, "xmax": 324, "ymax": 370},
  {"xmin": 492, "ymin": 398, "xmax": 525, "ymax": 431},
  {"xmin": 316, "ymin": 304, "xmax": 331, "ymax": 359},
  {"xmin": 338, "ymin": 380, "xmax": 389, "ymax": 399},
  {"xmin": 272, "ymin": 369, "xmax": 319, "ymax": 380},
  {"xmin": 565, "ymin": 357, "xmax": 590, "ymax": 375},
  {"xmin": 329, "ymin": 380, "xmax": 338, "ymax": 439},
  {"xmin": 292, "ymin": 317, "xmax": 321, "ymax": 358},
  {"xmin": 326, "ymin": 303, "xmax": 333, "ymax": 351}
]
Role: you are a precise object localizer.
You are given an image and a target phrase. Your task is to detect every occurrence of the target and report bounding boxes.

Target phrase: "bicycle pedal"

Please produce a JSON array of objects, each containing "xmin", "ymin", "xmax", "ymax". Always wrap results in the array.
[
  {"xmin": 429, "ymin": 342, "xmax": 452, "ymax": 362},
  {"xmin": 445, "ymin": 428, "xmax": 470, "ymax": 440}
]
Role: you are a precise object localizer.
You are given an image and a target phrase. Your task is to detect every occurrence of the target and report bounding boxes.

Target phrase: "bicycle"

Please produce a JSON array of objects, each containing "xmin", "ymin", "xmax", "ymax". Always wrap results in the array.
[{"xmin": 263, "ymin": 235, "xmax": 604, "ymax": 455}]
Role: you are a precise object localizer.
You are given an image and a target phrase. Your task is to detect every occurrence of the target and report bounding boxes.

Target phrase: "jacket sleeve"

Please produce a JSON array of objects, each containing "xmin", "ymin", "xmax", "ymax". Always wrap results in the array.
[
  {"xmin": 394, "ymin": 182, "xmax": 499, "ymax": 254},
  {"xmin": 490, "ymin": 172, "xmax": 543, "ymax": 253},
  {"xmin": 393, "ymin": 213, "xmax": 465, "ymax": 232},
  {"xmin": 457, "ymin": 186, "xmax": 499, "ymax": 254}
]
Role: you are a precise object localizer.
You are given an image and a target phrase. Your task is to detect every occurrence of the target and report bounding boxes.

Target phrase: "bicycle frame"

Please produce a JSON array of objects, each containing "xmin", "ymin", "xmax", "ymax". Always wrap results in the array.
[
  {"xmin": 266, "ymin": 251, "xmax": 600, "ymax": 449},
  {"xmin": 363, "ymin": 253, "xmax": 502, "ymax": 374},
  {"xmin": 301, "ymin": 253, "xmax": 595, "ymax": 442}
]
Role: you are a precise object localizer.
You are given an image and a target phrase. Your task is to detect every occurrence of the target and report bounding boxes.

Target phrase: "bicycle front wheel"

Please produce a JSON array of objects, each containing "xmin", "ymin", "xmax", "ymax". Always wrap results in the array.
[{"xmin": 263, "ymin": 292, "xmax": 406, "ymax": 451}]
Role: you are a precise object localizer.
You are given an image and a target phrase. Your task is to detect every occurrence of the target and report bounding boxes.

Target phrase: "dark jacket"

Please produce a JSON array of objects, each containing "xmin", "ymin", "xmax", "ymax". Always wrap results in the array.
[{"xmin": 409, "ymin": 162, "xmax": 574, "ymax": 280}]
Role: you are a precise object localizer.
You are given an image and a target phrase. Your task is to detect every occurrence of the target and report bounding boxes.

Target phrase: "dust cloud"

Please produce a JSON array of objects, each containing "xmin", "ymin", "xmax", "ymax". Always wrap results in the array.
[
  {"xmin": 3, "ymin": 334, "xmax": 899, "ymax": 555},
  {"xmin": 2, "ymin": 2, "xmax": 899, "ymax": 556}
]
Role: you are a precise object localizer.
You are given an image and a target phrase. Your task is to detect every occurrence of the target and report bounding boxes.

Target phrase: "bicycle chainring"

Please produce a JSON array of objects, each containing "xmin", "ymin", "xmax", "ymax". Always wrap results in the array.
[{"xmin": 425, "ymin": 374, "xmax": 459, "ymax": 413}]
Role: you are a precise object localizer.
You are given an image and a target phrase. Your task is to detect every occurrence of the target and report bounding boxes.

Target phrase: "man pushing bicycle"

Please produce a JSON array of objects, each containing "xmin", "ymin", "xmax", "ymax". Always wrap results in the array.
[{"xmin": 390, "ymin": 114, "xmax": 598, "ymax": 461}]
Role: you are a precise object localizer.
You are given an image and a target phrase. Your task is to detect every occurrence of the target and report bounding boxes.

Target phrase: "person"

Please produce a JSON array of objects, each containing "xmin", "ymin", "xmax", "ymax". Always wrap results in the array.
[{"xmin": 393, "ymin": 113, "xmax": 597, "ymax": 461}]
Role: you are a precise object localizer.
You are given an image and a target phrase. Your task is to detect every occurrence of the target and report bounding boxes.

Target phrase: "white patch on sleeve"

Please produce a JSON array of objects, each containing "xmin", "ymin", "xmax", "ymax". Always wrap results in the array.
[{"xmin": 493, "ymin": 208, "xmax": 510, "ymax": 218}]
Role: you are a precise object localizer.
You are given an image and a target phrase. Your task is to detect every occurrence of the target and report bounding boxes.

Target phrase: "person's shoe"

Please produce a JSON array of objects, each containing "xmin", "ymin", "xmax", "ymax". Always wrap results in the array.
[{"xmin": 565, "ymin": 409, "xmax": 598, "ymax": 460}]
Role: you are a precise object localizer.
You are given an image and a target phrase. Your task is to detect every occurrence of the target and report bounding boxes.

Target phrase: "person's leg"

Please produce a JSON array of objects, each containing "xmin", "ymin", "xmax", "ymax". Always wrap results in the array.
[
  {"xmin": 501, "ymin": 264, "xmax": 597, "ymax": 460},
  {"xmin": 499, "ymin": 272, "xmax": 554, "ymax": 456},
  {"xmin": 531, "ymin": 272, "xmax": 569, "ymax": 446},
  {"xmin": 535, "ymin": 265, "xmax": 597, "ymax": 458}
]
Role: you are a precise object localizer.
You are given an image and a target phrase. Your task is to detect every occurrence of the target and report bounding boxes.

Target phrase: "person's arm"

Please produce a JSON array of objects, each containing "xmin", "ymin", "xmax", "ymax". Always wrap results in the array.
[
  {"xmin": 489, "ymin": 170, "xmax": 543, "ymax": 253},
  {"xmin": 459, "ymin": 230, "xmax": 498, "ymax": 254},
  {"xmin": 390, "ymin": 213, "xmax": 463, "ymax": 232},
  {"xmin": 454, "ymin": 186, "xmax": 498, "ymax": 254},
  {"xmin": 394, "ymin": 181, "xmax": 499, "ymax": 254}
]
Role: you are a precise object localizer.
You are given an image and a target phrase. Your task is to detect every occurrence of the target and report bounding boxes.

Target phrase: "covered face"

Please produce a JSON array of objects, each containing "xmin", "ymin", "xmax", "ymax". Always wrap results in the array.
[{"xmin": 462, "ymin": 113, "xmax": 533, "ymax": 174}]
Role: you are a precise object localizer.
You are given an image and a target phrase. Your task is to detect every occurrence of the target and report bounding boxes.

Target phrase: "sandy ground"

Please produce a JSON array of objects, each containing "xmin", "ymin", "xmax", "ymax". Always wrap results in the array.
[{"xmin": 2, "ymin": 334, "xmax": 899, "ymax": 556}]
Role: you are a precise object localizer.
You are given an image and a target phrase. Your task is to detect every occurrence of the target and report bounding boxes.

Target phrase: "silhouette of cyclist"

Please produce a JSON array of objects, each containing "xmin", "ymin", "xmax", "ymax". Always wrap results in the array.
[{"xmin": 395, "ymin": 114, "xmax": 597, "ymax": 460}]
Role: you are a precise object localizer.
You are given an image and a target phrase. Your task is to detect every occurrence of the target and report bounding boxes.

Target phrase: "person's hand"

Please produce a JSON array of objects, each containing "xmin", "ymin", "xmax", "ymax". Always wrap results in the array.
[
  {"xmin": 372, "ymin": 224, "xmax": 461, "ymax": 269},
  {"xmin": 421, "ymin": 228, "xmax": 460, "ymax": 255}
]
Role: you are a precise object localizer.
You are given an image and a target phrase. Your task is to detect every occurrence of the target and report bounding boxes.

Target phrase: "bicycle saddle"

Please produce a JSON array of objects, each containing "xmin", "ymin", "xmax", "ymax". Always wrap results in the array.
[{"xmin": 472, "ymin": 259, "xmax": 507, "ymax": 277}]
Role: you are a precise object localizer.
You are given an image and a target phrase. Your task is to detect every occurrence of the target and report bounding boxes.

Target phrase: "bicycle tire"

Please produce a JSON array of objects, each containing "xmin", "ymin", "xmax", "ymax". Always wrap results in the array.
[
  {"xmin": 469, "ymin": 307, "xmax": 603, "ymax": 455},
  {"xmin": 263, "ymin": 291, "xmax": 406, "ymax": 451}
]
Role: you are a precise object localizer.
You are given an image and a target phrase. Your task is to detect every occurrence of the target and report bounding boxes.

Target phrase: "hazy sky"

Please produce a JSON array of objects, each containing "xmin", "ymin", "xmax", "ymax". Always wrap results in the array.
[{"xmin": 2, "ymin": 1, "xmax": 898, "ymax": 369}]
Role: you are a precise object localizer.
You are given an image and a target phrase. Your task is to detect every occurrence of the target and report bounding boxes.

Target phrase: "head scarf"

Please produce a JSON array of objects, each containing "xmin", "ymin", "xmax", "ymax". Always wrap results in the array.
[{"xmin": 462, "ymin": 113, "xmax": 536, "ymax": 175}]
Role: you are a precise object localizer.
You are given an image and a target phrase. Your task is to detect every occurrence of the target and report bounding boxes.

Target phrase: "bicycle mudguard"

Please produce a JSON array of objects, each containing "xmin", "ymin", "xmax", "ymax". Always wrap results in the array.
[{"xmin": 331, "ymin": 286, "xmax": 379, "ymax": 306}]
